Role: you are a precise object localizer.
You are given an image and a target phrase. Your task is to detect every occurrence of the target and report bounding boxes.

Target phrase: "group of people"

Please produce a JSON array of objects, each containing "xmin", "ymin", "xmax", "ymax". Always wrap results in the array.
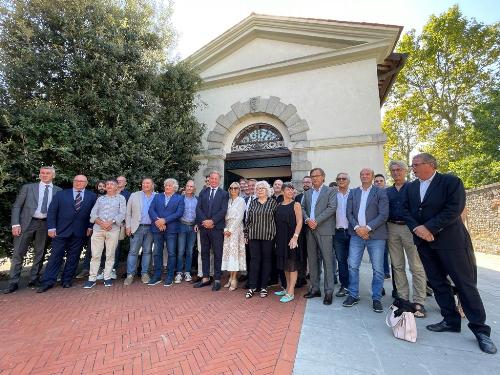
[{"xmin": 3, "ymin": 152, "xmax": 496, "ymax": 354}]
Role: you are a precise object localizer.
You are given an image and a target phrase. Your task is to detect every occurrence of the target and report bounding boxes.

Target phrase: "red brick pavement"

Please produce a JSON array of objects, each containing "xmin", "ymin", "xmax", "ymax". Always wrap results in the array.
[{"xmin": 0, "ymin": 280, "xmax": 306, "ymax": 375}]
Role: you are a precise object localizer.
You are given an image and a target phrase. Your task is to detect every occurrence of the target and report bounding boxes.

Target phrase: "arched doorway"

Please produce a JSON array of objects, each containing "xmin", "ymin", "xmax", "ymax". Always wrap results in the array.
[{"xmin": 224, "ymin": 123, "xmax": 292, "ymax": 187}]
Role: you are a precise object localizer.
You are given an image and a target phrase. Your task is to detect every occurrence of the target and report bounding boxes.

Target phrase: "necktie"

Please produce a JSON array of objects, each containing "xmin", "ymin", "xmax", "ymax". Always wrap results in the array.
[
  {"xmin": 41, "ymin": 185, "xmax": 49, "ymax": 214},
  {"xmin": 75, "ymin": 191, "xmax": 82, "ymax": 211},
  {"xmin": 209, "ymin": 188, "xmax": 215, "ymax": 202}
]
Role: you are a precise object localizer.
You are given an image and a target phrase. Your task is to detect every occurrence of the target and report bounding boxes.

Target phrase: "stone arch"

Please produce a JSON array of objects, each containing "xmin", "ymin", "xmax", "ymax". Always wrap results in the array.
[{"xmin": 203, "ymin": 96, "xmax": 312, "ymax": 184}]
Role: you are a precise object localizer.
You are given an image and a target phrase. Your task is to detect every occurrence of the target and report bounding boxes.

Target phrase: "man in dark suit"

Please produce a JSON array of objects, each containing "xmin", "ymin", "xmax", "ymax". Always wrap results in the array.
[
  {"xmin": 4, "ymin": 166, "xmax": 62, "ymax": 293},
  {"xmin": 37, "ymin": 175, "xmax": 97, "ymax": 292},
  {"xmin": 343, "ymin": 168, "xmax": 389, "ymax": 313},
  {"xmin": 301, "ymin": 168, "xmax": 337, "ymax": 305},
  {"xmin": 193, "ymin": 170, "xmax": 229, "ymax": 291},
  {"xmin": 148, "ymin": 178, "xmax": 185, "ymax": 286},
  {"xmin": 294, "ymin": 175, "xmax": 312, "ymax": 288},
  {"xmin": 403, "ymin": 153, "xmax": 496, "ymax": 354}
]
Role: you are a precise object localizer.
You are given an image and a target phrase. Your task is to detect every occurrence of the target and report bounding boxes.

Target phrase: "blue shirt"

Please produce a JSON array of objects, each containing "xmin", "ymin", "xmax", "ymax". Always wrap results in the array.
[
  {"xmin": 140, "ymin": 192, "xmax": 155, "ymax": 224},
  {"xmin": 386, "ymin": 183, "xmax": 407, "ymax": 222},
  {"xmin": 120, "ymin": 189, "xmax": 131, "ymax": 202},
  {"xmin": 72, "ymin": 188, "xmax": 85, "ymax": 200},
  {"xmin": 310, "ymin": 186, "xmax": 323, "ymax": 220},
  {"xmin": 181, "ymin": 195, "xmax": 197, "ymax": 223},
  {"xmin": 164, "ymin": 193, "xmax": 173, "ymax": 207}
]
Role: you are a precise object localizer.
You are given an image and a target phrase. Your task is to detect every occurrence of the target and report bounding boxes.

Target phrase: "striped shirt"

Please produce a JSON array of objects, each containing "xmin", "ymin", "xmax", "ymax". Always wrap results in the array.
[{"xmin": 245, "ymin": 198, "xmax": 278, "ymax": 240}]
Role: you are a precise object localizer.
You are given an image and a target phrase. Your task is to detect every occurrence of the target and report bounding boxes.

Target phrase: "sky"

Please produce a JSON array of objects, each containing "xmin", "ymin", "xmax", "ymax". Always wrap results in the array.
[{"xmin": 170, "ymin": 0, "xmax": 499, "ymax": 59}]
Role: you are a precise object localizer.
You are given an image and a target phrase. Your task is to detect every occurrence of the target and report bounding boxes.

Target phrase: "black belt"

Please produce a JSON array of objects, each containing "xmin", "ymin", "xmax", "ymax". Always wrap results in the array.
[
  {"xmin": 388, "ymin": 220, "xmax": 406, "ymax": 225},
  {"xmin": 32, "ymin": 218, "xmax": 46, "ymax": 221},
  {"xmin": 180, "ymin": 220, "xmax": 195, "ymax": 226},
  {"xmin": 139, "ymin": 224, "xmax": 151, "ymax": 227},
  {"xmin": 336, "ymin": 227, "xmax": 348, "ymax": 231}
]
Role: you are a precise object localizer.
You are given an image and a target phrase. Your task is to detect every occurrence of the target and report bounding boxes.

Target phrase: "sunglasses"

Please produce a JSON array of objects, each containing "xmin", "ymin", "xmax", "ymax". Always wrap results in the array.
[{"xmin": 336, "ymin": 177, "xmax": 347, "ymax": 181}]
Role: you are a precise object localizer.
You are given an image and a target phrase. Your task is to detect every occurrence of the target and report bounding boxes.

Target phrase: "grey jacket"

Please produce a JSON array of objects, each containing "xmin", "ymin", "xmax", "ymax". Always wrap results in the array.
[
  {"xmin": 11, "ymin": 182, "xmax": 62, "ymax": 230},
  {"xmin": 301, "ymin": 185, "xmax": 337, "ymax": 235},
  {"xmin": 346, "ymin": 185, "xmax": 388, "ymax": 240}
]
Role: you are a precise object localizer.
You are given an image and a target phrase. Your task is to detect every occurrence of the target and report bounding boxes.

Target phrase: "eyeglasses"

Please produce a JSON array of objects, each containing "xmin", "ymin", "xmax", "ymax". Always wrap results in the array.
[
  {"xmin": 336, "ymin": 177, "xmax": 347, "ymax": 181},
  {"xmin": 410, "ymin": 162, "xmax": 428, "ymax": 168},
  {"xmin": 390, "ymin": 168, "xmax": 405, "ymax": 172}
]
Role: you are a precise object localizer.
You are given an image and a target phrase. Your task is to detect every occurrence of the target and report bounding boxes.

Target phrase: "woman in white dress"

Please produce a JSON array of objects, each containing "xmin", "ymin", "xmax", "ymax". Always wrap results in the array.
[{"xmin": 222, "ymin": 181, "xmax": 246, "ymax": 290}]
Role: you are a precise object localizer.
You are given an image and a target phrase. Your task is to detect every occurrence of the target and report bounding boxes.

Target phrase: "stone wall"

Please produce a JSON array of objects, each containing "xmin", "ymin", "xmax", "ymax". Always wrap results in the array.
[{"xmin": 464, "ymin": 182, "xmax": 500, "ymax": 254}]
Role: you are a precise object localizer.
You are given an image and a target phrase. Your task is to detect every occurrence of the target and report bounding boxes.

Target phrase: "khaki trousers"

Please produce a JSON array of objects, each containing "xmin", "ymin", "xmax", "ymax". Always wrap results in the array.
[
  {"xmin": 89, "ymin": 229, "xmax": 120, "ymax": 281},
  {"xmin": 387, "ymin": 222, "xmax": 427, "ymax": 305}
]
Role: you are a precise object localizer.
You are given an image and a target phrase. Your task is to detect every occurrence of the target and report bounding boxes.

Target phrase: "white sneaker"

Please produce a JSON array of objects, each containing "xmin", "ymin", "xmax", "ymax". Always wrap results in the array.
[
  {"xmin": 110, "ymin": 269, "xmax": 117, "ymax": 280},
  {"xmin": 174, "ymin": 273, "xmax": 183, "ymax": 284},
  {"xmin": 124, "ymin": 275, "xmax": 134, "ymax": 286},
  {"xmin": 96, "ymin": 272, "xmax": 104, "ymax": 280},
  {"xmin": 184, "ymin": 273, "xmax": 192, "ymax": 282},
  {"xmin": 141, "ymin": 273, "xmax": 150, "ymax": 284}
]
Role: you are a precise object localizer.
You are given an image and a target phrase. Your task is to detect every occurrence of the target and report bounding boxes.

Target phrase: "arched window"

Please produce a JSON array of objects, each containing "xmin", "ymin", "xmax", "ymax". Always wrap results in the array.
[{"xmin": 231, "ymin": 123, "xmax": 285, "ymax": 152}]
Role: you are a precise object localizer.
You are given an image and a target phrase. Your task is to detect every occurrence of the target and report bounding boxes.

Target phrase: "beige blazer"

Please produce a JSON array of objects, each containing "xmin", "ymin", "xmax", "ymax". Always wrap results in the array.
[{"xmin": 126, "ymin": 191, "xmax": 156, "ymax": 234}]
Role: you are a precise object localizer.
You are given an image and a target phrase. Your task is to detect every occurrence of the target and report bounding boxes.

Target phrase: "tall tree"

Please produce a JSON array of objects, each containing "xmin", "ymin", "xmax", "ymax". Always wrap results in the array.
[
  {"xmin": 0, "ymin": 0, "xmax": 204, "ymax": 258},
  {"xmin": 383, "ymin": 5, "xmax": 500, "ymax": 177}
]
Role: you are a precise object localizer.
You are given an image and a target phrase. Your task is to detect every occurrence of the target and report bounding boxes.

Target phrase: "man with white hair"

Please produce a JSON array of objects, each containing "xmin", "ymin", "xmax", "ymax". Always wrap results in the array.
[
  {"xmin": 5, "ymin": 166, "xmax": 62, "ymax": 294},
  {"xmin": 147, "ymin": 178, "xmax": 184, "ymax": 287}
]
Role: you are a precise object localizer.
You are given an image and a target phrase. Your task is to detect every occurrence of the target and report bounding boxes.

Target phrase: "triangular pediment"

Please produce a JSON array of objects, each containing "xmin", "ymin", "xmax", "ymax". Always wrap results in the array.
[{"xmin": 186, "ymin": 14, "xmax": 403, "ymax": 90}]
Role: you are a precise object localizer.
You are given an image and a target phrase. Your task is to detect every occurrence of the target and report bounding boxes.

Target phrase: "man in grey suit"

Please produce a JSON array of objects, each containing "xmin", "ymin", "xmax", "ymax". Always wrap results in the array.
[
  {"xmin": 343, "ymin": 168, "xmax": 389, "ymax": 313},
  {"xmin": 5, "ymin": 166, "xmax": 62, "ymax": 293},
  {"xmin": 301, "ymin": 167, "xmax": 337, "ymax": 305}
]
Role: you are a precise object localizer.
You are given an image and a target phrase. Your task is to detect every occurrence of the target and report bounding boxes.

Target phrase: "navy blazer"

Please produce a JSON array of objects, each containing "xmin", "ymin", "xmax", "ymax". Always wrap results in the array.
[
  {"xmin": 148, "ymin": 193, "xmax": 185, "ymax": 234},
  {"xmin": 402, "ymin": 172, "xmax": 468, "ymax": 249},
  {"xmin": 196, "ymin": 187, "xmax": 229, "ymax": 230},
  {"xmin": 47, "ymin": 189, "xmax": 97, "ymax": 238},
  {"xmin": 346, "ymin": 186, "xmax": 389, "ymax": 240}
]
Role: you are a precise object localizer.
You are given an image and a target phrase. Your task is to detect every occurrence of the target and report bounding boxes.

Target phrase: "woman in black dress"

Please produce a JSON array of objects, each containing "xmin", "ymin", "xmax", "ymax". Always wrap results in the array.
[{"xmin": 274, "ymin": 182, "xmax": 303, "ymax": 303}]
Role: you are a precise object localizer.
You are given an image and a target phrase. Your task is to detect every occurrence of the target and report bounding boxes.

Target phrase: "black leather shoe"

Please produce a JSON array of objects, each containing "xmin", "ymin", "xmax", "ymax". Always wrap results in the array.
[
  {"xmin": 303, "ymin": 290, "xmax": 321, "ymax": 299},
  {"xmin": 193, "ymin": 279, "xmax": 211, "ymax": 288},
  {"xmin": 63, "ymin": 282, "xmax": 72, "ymax": 289},
  {"xmin": 323, "ymin": 293, "xmax": 333, "ymax": 305},
  {"xmin": 426, "ymin": 320, "xmax": 461, "ymax": 333},
  {"xmin": 27, "ymin": 280, "xmax": 40, "ymax": 288},
  {"xmin": 4, "ymin": 284, "xmax": 18, "ymax": 294},
  {"xmin": 212, "ymin": 281, "xmax": 221, "ymax": 291},
  {"xmin": 476, "ymin": 333, "xmax": 497, "ymax": 354},
  {"xmin": 37, "ymin": 284, "xmax": 53, "ymax": 293}
]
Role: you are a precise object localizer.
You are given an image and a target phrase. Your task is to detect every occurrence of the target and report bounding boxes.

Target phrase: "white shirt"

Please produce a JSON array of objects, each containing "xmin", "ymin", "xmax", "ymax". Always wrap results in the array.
[
  {"xmin": 419, "ymin": 171, "xmax": 437, "ymax": 202},
  {"xmin": 336, "ymin": 189, "xmax": 350, "ymax": 229},
  {"xmin": 33, "ymin": 182, "xmax": 54, "ymax": 219},
  {"xmin": 356, "ymin": 185, "xmax": 372, "ymax": 228}
]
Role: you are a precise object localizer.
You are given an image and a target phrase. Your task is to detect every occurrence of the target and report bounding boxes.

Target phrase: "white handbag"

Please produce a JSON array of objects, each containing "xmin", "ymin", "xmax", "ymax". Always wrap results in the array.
[{"xmin": 385, "ymin": 304, "xmax": 417, "ymax": 343}]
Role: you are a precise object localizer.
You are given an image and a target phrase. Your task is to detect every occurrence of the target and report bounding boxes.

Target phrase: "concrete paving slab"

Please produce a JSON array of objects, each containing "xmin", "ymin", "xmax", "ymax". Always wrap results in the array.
[{"xmin": 294, "ymin": 253, "xmax": 500, "ymax": 375}]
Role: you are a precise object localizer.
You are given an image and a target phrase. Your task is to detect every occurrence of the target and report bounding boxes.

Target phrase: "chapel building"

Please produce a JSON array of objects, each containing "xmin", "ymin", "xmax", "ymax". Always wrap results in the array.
[{"xmin": 186, "ymin": 14, "xmax": 405, "ymax": 188}]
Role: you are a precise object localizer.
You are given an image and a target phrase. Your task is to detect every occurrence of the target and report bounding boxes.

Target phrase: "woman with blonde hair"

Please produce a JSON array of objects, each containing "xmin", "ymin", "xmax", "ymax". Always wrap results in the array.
[
  {"xmin": 221, "ymin": 182, "xmax": 246, "ymax": 290},
  {"xmin": 244, "ymin": 180, "xmax": 278, "ymax": 298}
]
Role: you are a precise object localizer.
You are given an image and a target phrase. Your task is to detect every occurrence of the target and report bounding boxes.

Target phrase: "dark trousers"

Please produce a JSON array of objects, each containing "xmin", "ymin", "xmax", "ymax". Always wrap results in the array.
[
  {"xmin": 200, "ymin": 229, "xmax": 223, "ymax": 281},
  {"xmin": 9, "ymin": 219, "xmax": 48, "ymax": 285},
  {"xmin": 42, "ymin": 235, "xmax": 85, "ymax": 286},
  {"xmin": 418, "ymin": 241, "xmax": 490, "ymax": 336},
  {"xmin": 334, "ymin": 228, "xmax": 350, "ymax": 289},
  {"xmin": 248, "ymin": 239, "xmax": 273, "ymax": 290},
  {"xmin": 383, "ymin": 243, "xmax": 390, "ymax": 275}
]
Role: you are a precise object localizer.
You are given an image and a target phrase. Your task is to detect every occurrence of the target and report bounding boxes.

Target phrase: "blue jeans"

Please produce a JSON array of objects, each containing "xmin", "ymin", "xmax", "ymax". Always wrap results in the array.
[
  {"xmin": 383, "ymin": 243, "xmax": 390, "ymax": 275},
  {"xmin": 127, "ymin": 225, "xmax": 153, "ymax": 276},
  {"xmin": 177, "ymin": 223, "xmax": 196, "ymax": 274},
  {"xmin": 347, "ymin": 235, "xmax": 385, "ymax": 300},
  {"xmin": 152, "ymin": 232, "xmax": 177, "ymax": 282},
  {"xmin": 334, "ymin": 229, "xmax": 350, "ymax": 289}
]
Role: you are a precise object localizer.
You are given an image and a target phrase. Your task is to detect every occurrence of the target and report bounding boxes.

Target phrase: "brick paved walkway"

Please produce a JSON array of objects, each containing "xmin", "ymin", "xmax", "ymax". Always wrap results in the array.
[{"xmin": 0, "ymin": 280, "xmax": 306, "ymax": 375}]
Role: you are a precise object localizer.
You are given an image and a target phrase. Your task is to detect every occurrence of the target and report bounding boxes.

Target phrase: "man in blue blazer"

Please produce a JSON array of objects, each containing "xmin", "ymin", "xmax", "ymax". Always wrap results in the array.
[
  {"xmin": 38, "ymin": 175, "xmax": 97, "ymax": 292},
  {"xmin": 148, "ymin": 178, "xmax": 185, "ymax": 286},
  {"xmin": 343, "ymin": 168, "xmax": 389, "ymax": 313},
  {"xmin": 403, "ymin": 153, "xmax": 496, "ymax": 354},
  {"xmin": 193, "ymin": 171, "xmax": 229, "ymax": 291}
]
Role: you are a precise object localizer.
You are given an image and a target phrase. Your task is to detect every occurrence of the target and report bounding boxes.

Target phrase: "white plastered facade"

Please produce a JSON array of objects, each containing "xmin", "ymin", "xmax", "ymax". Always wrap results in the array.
[{"xmin": 186, "ymin": 14, "xmax": 402, "ymax": 189}]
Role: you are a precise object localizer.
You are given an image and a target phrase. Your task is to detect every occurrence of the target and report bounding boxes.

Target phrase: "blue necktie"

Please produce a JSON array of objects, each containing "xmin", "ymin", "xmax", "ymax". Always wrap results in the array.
[{"xmin": 41, "ymin": 185, "xmax": 49, "ymax": 214}]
